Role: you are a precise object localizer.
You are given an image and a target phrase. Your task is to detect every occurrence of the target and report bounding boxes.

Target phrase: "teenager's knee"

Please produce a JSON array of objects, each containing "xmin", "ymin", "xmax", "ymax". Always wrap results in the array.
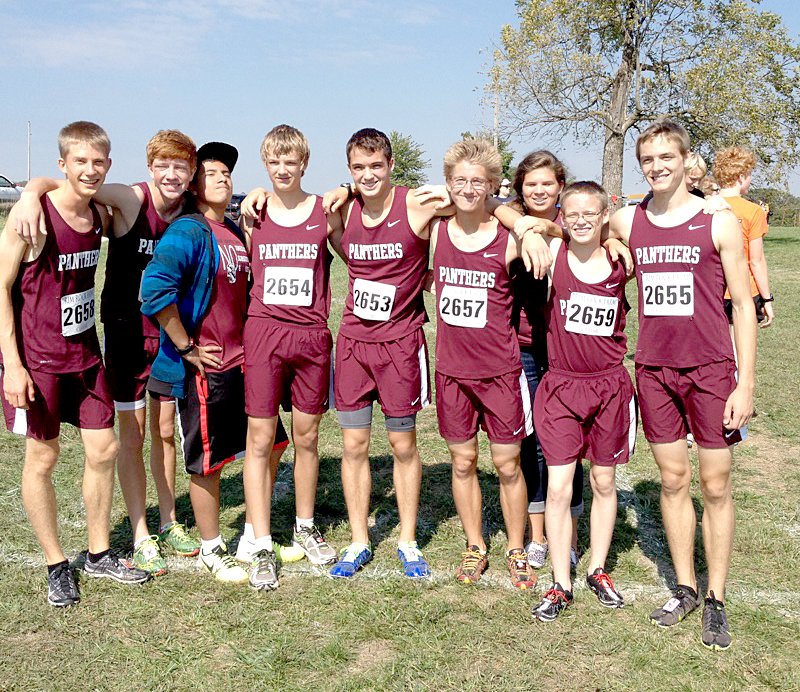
[
  {"xmin": 292, "ymin": 425, "xmax": 319, "ymax": 455},
  {"xmin": 699, "ymin": 472, "xmax": 731, "ymax": 505},
  {"xmin": 493, "ymin": 456, "xmax": 521, "ymax": 485},
  {"xmin": 590, "ymin": 467, "xmax": 617, "ymax": 497},
  {"xmin": 390, "ymin": 437, "xmax": 418, "ymax": 466},
  {"xmin": 24, "ymin": 442, "xmax": 60, "ymax": 477},
  {"xmin": 451, "ymin": 449, "xmax": 478, "ymax": 480},
  {"xmin": 85, "ymin": 435, "xmax": 119, "ymax": 469}
]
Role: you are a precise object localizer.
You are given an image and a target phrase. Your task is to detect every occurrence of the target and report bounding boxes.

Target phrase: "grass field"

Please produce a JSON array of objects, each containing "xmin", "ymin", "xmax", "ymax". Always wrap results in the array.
[{"xmin": 0, "ymin": 212, "xmax": 798, "ymax": 690}]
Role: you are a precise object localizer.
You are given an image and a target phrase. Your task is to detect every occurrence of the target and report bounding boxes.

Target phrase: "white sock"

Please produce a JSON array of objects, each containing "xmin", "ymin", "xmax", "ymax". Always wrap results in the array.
[
  {"xmin": 134, "ymin": 535, "xmax": 150, "ymax": 549},
  {"xmin": 398, "ymin": 540, "xmax": 419, "ymax": 556},
  {"xmin": 254, "ymin": 535, "xmax": 273, "ymax": 552},
  {"xmin": 201, "ymin": 535, "xmax": 224, "ymax": 554},
  {"xmin": 242, "ymin": 523, "xmax": 255, "ymax": 542},
  {"xmin": 347, "ymin": 541, "xmax": 370, "ymax": 555},
  {"xmin": 295, "ymin": 517, "xmax": 314, "ymax": 532}
]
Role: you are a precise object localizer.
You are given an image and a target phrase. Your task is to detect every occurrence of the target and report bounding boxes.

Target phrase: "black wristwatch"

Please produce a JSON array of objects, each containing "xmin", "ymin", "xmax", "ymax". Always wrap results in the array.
[
  {"xmin": 340, "ymin": 182, "xmax": 354, "ymax": 199},
  {"xmin": 762, "ymin": 294, "xmax": 774, "ymax": 303},
  {"xmin": 175, "ymin": 338, "xmax": 195, "ymax": 356}
]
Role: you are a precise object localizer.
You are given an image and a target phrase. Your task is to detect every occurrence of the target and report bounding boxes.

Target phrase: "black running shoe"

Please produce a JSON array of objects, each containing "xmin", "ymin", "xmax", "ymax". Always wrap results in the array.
[
  {"xmin": 531, "ymin": 583, "xmax": 574, "ymax": 622},
  {"xmin": 649, "ymin": 584, "xmax": 700, "ymax": 627},
  {"xmin": 586, "ymin": 568, "xmax": 624, "ymax": 608},
  {"xmin": 47, "ymin": 563, "xmax": 80, "ymax": 608},
  {"xmin": 84, "ymin": 552, "xmax": 150, "ymax": 584},
  {"xmin": 701, "ymin": 591, "xmax": 732, "ymax": 651}
]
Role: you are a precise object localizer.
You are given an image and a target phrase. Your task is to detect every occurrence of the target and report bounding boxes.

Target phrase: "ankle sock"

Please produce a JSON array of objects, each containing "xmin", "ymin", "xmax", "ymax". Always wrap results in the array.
[
  {"xmin": 47, "ymin": 559, "xmax": 69, "ymax": 575},
  {"xmin": 87, "ymin": 549, "xmax": 109, "ymax": 563},
  {"xmin": 201, "ymin": 535, "xmax": 224, "ymax": 554}
]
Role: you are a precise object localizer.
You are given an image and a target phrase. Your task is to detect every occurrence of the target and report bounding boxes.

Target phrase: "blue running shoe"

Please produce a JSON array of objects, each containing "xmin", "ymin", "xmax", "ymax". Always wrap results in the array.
[
  {"xmin": 397, "ymin": 542, "xmax": 429, "ymax": 579},
  {"xmin": 329, "ymin": 543, "xmax": 372, "ymax": 579}
]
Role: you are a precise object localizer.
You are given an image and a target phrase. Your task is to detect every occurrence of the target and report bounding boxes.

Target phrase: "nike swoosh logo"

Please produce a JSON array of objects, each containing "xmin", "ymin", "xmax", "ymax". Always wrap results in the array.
[
  {"xmin": 605, "ymin": 282, "xmax": 620, "ymax": 289},
  {"xmin": 724, "ymin": 429, "xmax": 738, "ymax": 438},
  {"xmin": 483, "ymin": 253, "xmax": 498, "ymax": 258},
  {"xmin": 306, "ymin": 224, "xmax": 320, "ymax": 231},
  {"xmin": 411, "ymin": 397, "xmax": 420, "ymax": 406},
  {"xmin": 613, "ymin": 449, "xmax": 625, "ymax": 458},
  {"xmin": 688, "ymin": 224, "xmax": 705, "ymax": 230},
  {"xmin": 513, "ymin": 426, "xmax": 524, "ymax": 435},
  {"xmin": 95, "ymin": 227, "xmax": 102, "ymax": 234},
  {"xmin": 387, "ymin": 220, "xmax": 400, "ymax": 227}
]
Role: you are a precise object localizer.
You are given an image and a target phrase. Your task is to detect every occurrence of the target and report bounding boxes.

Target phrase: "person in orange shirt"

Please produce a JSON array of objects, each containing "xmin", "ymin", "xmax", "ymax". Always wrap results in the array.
[{"xmin": 713, "ymin": 147, "xmax": 775, "ymax": 328}]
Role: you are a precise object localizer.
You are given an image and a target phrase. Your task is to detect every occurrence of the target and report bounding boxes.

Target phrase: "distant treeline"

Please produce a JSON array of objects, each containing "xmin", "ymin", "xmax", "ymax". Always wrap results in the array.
[{"xmin": 750, "ymin": 187, "xmax": 800, "ymax": 227}]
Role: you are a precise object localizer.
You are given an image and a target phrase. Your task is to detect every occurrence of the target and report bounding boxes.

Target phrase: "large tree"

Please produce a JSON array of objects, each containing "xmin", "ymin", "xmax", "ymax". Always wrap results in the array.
[
  {"xmin": 490, "ymin": 0, "xmax": 800, "ymax": 198},
  {"xmin": 389, "ymin": 131, "xmax": 429, "ymax": 188}
]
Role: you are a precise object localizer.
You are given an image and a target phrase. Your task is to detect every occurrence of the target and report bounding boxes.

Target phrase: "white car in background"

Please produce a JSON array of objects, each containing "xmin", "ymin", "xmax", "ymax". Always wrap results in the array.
[{"xmin": 0, "ymin": 174, "xmax": 23, "ymax": 203}]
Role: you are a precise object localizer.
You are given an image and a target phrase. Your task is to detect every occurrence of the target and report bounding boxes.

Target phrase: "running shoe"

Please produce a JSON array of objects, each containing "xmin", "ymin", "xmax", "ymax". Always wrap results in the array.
[
  {"xmin": 397, "ymin": 542, "xmax": 430, "ymax": 579},
  {"xmin": 47, "ymin": 563, "xmax": 80, "ymax": 608},
  {"xmin": 586, "ymin": 567, "xmax": 624, "ymax": 608},
  {"xmin": 532, "ymin": 583, "xmax": 574, "ymax": 622},
  {"xmin": 701, "ymin": 591, "xmax": 733, "ymax": 651},
  {"xmin": 292, "ymin": 524, "xmax": 337, "ymax": 566},
  {"xmin": 235, "ymin": 536, "xmax": 304, "ymax": 564},
  {"xmin": 649, "ymin": 584, "xmax": 700, "ymax": 627},
  {"xmin": 455, "ymin": 545, "xmax": 489, "ymax": 585},
  {"xmin": 526, "ymin": 539, "xmax": 548, "ymax": 569},
  {"xmin": 198, "ymin": 544, "xmax": 249, "ymax": 584},
  {"xmin": 329, "ymin": 543, "xmax": 372, "ymax": 579},
  {"xmin": 84, "ymin": 552, "xmax": 150, "ymax": 584},
  {"xmin": 249, "ymin": 549, "xmax": 279, "ymax": 591},
  {"xmin": 159, "ymin": 522, "xmax": 200, "ymax": 557},
  {"xmin": 132, "ymin": 536, "xmax": 167, "ymax": 576},
  {"xmin": 507, "ymin": 548, "xmax": 537, "ymax": 590}
]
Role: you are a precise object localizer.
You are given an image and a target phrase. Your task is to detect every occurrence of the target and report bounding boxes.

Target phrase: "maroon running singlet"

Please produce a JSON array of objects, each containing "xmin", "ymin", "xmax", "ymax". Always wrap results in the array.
[
  {"xmin": 101, "ymin": 182, "xmax": 169, "ymax": 338},
  {"xmin": 248, "ymin": 196, "xmax": 332, "ymax": 326},
  {"xmin": 196, "ymin": 219, "xmax": 250, "ymax": 371},
  {"xmin": 629, "ymin": 202, "xmax": 733, "ymax": 367},
  {"xmin": 433, "ymin": 219, "xmax": 519, "ymax": 379},
  {"xmin": 545, "ymin": 241, "xmax": 629, "ymax": 374},
  {"xmin": 13, "ymin": 194, "xmax": 103, "ymax": 373},
  {"xmin": 340, "ymin": 186, "xmax": 429, "ymax": 342}
]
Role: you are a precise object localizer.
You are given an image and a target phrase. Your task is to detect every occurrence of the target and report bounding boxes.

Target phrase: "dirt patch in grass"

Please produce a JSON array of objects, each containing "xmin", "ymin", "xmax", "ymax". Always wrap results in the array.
[
  {"xmin": 736, "ymin": 430, "xmax": 800, "ymax": 494},
  {"xmin": 349, "ymin": 639, "xmax": 395, "ymax": 673}
]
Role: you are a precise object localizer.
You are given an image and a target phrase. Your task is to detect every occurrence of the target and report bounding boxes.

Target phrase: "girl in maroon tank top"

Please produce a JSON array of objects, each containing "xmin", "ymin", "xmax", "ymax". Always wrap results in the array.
[
  {"xmin": 15, "ymin": 194, "xmax": 103, "ymax": 373},
  {"xmin": 433, "ymin": 218, "xmax": 520, "ymax": 379}
]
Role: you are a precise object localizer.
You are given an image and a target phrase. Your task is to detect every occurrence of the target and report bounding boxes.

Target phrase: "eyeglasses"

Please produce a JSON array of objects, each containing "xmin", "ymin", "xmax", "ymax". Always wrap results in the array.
[
  {"xmin": 564, "ymin": 210, "xmax": 603, "ymax": 222},
  {"xmin": 450, "ymin": 177, "xmax": 488, "ymax": 191}
]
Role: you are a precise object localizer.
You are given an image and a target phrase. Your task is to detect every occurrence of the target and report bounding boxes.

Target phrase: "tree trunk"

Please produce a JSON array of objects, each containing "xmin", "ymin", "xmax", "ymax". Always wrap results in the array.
[
  {"xmin": 602, "ymin": 128, "xmax": 626, "ymax": 207},
  {"xmin": 601, "ymin": 0, "xmax": 639, "ymax": 208}
]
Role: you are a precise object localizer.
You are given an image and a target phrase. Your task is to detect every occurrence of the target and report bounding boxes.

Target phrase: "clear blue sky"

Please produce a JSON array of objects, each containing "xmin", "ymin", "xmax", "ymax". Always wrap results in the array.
[{"xmin": 2, "ymin": 1, "xmax": 798, "ymax": 195}]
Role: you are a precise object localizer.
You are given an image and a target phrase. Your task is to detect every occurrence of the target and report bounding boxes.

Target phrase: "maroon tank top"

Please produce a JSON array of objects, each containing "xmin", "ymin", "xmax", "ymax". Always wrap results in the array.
[
  {"xmin": 629, "ymin": 202, "xmax": 733, "ymax": 367},
  {"xmin": 545, "ymin": 241, "xmax": 628, "ymax": 374},
  {"xmin": 433, "ymin": 219, "xmax": 520, "ymax": 379},
  {"xmin": 511, "ymin": 210, "xmax": 563, "ymax": 348},
  {"xmin": 195, "ymin": 220, "xmax": 250, "ymax": 371},
  {"xmin": 100, "ymin": 182, "xmax": 166, "ymax": 337},
  {"xmin": 248, "ymin": 196, "xmax": 331, "ymax": 327},
  {"xmin": 340, "ymin": 187, "xmax": 429, "ymax": 342},
  {"xmin": 13, "ymin": 194, "xmax": 103, "ymax": 373}
]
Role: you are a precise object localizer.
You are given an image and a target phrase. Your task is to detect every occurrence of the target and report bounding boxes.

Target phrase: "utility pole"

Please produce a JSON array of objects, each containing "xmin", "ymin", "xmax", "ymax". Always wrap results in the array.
[
  {"xmin": 493, "ymin": 94, "xmax": 499, "ymax": 149},
  {"xmin": 27, "ymin": 121, "xmax": 31, "ymax": 181}
]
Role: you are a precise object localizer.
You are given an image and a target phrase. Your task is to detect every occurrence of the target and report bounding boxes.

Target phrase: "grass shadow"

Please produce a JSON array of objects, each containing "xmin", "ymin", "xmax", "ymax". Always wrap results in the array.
[{"xmin": 631, "ymin": 479, "xmax": 708, "ymax": 591}]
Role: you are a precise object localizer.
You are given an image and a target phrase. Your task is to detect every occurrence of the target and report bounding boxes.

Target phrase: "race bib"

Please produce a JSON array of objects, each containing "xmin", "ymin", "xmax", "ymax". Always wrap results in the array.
[
  {"xmin": 352, "ymin": 278, "xmax": 396, "ymax": 321},
  {"xmin": 642, "ymin": 272, "xmax": 694, "ymax": 316},
  {"xmin": 564, "ymin": 292, "xmax": 618, "ymax": 336},
  {"xmin": 61, "ymin": 288, "xmax": 95, "ymax": 337},
  {"xmin": 439, "ymin": 285, "xmax": 488, "ymax": 329},
  {"xmin": 263, "ymin": 266, "xmax": 313, "ymax": 306}
]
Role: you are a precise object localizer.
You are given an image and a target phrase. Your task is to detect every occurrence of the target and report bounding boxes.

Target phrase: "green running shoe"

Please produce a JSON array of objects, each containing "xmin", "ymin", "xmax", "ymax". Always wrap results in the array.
[
  {"xmin": 133, "ymin": 536, "xmax": 167, "ymax": 576},
  {"xmin": 159, "ymin": 521, "xmax": 200, "ymax": 557}
]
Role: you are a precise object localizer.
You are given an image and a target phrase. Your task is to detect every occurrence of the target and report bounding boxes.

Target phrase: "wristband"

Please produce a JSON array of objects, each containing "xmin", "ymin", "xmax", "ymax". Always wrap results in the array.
[
  {"xmin": 762, "ymin": 294, "xmax": 774, "ymax": 303},
  {"xmin": 175, "ymin": 338, "xmax": 195, "ymax": 356}
]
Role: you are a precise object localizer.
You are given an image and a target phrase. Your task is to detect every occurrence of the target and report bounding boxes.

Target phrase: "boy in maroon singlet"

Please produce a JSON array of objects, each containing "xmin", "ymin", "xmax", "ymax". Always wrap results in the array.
[
  {"xmin": 530, "ymin": 182, "xmax": 635, "ymax": 622},
  {"xmin": 140, "ymin": 142, "xmax": 253, "ymax": 585},
  {"xmin": 430, "ymin": 140, "xmax": 535, "ymax": 590},
  {"xmin": 14, "ymin": 131, "xmax": 203, "ymax": 575},
  {"xmin": 238, "ymin": 125, "xmax": 342, "ymax": 589},
  {"xmin": 608, "ymin": 119, "xmax": 757, "ymax": 650},
  {"xmin": 0, "ymin": 121, "xmax": 149, "ymax": 607}
]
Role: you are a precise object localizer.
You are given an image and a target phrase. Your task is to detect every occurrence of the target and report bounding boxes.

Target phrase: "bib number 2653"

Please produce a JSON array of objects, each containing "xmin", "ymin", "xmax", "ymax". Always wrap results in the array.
[{"xmin": 352, "ymin": 278, "xmax": 396, "ymax": 321}]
